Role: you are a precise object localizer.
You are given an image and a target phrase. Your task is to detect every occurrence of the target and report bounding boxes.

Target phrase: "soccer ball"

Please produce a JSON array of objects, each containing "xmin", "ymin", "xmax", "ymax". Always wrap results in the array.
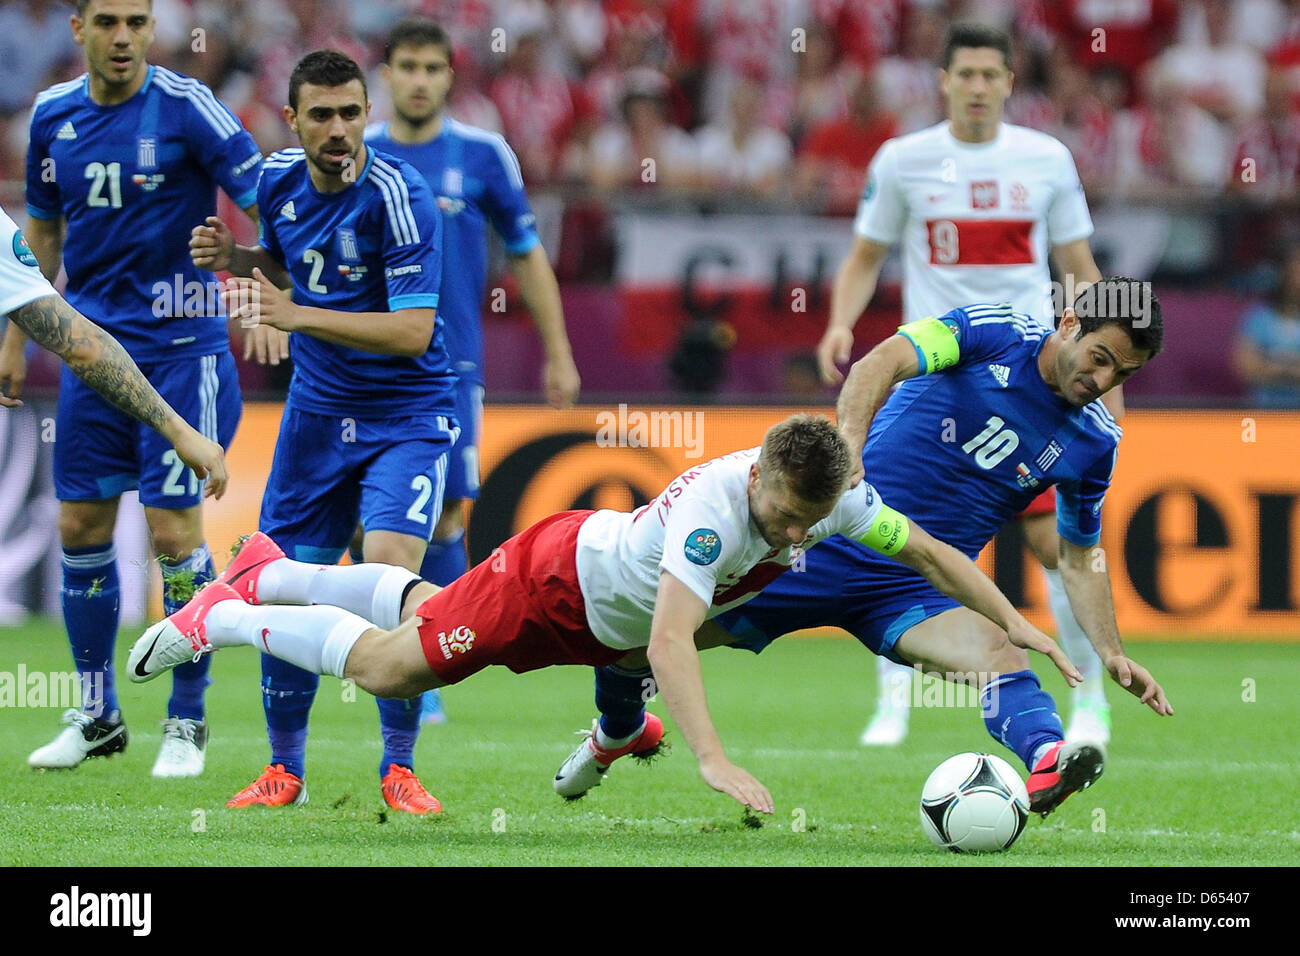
[{"xmin": 919, "ymin": 752, "xmax": 1030, "ymax": 853}]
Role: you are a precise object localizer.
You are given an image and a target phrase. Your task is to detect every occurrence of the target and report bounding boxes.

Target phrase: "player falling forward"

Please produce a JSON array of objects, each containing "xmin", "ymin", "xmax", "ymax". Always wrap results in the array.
[
  {"xmin": 816, "ymin": 22, "xmax": 1113, "ymax": 746},
  {"xmin": 191, "ymin": 50, "xmax": 457, "ymax": 813},
  {"xmin": 2, "ymin": 0, "xmax": 260, "ymax": 776},
  {"xmin": 623, "ymin": 280, "xmax": 1166, "ymax": 818},
  {"xmin": 129, "ymin": 416, "xmax": 1081, "ymax": 812}
]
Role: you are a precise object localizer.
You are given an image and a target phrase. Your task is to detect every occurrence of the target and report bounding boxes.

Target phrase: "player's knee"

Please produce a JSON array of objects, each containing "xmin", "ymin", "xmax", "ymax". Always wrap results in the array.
[
  {"xmin": 433, "ymin": 501, "xmax": 464, "ymax": 541},
  {"xmin": 346, "ymin": 631, "xmax": 425, "ymax": 698},
  {"xmin": 145, "ymin": 508, "xmax": 203, "ymax": 560},
  {"xmin": 58, "ymin": 506, "xmax": 116, "ymax": 548}
]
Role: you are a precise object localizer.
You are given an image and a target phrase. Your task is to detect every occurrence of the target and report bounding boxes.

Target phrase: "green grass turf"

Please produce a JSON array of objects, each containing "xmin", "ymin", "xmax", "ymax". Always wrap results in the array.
[{"xmin": 1, "ymin": 617, "xmax": 1297, "ymax": 866}]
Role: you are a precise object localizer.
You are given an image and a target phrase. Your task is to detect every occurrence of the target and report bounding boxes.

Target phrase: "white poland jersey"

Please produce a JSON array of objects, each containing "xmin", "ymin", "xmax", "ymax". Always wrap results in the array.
[
  {"xmin": 575, "ymin": 447, "xmax": 887, "ymax": 651},
  {"xmin": 0, "ymin": 210, "xmax": 57, "ymax": 317},
  {"xmin": 853, "ymin": 122, "xmax": 1094, "ymax": 329}
]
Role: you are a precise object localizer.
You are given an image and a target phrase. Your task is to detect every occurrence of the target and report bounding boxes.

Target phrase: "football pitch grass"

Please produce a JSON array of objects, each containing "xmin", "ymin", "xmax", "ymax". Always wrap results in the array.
[{"xmin": 1, "ymin": 618, "xmax": 1296, "ymax": 867}]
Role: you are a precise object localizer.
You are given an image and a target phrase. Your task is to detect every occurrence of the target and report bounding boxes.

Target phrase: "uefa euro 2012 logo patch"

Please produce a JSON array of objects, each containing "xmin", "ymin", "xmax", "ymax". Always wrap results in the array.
[
  {"xmin": 684, "ymin": 529, "xmax": 722, "ymax": 566},
  {"xmin": 12, "ymin": 231, "xmax": 38, "ymax": 268}
]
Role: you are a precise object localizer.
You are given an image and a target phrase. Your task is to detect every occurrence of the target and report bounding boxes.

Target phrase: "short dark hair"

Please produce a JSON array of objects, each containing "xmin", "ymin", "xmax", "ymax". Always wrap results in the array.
[
  {"xmin": 1071, "ymin": 276, "xmax": 1164, "ymax": 356},
  {"xmin": 289, "ymin": 50, "xmax": 367, "ymax": 111},
  {"xmin": 943, "ymin": 22, "xmax": 1013, "ymax": 71},
  {"xmin": 383, "ymin": 18, "xmax": 453, "ymax": 65},
  {"xmin": 759, "ymin": 415, "xmax": 852, "ymax": 505},
  {"xmin": 77, "ymin": 0, "xmax": 152, "ymax": 17}
]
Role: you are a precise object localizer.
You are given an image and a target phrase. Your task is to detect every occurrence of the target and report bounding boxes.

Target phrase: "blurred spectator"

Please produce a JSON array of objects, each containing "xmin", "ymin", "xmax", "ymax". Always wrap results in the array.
[
  {"xmin": 1004, "ymin": 41, "xmax": 1056, "ymax": 132},
  {"xmin": 587, "ymin": 68, "xmax": 696, "ymax": 192},
  {"xmin": 0, "ymin": 0, "xmax": 80, "ymax": 116},
  {"xmin": 698, "ymin": 0, "xmax": 793, "ymax": 124},
  {"xmin": 874, "ymin": 5, "xmax": 944, "ymax": 134},
  {"xmin": 1111, "ymin": 62, "xmax": 1231, "ymax": 199},
  {"xmin": 763, "ymin": 20, "xmax": 856, "ymax": 146},
  {"xmin": 1230, "ymin": 68, "xmax": 1300, "ymax": 202},
  {"xmin": 601, "ymin": 0, "xmax": 707, "ymax": 124},
  {"xmin": 694, "ymin": 76, "xmax": 792, "ymax": 199},
  {"xmin": 1159, "ymin": 0, "xmax": 1265, "ymax": 125},
  {"xmin": 490, "ymin": 20, "xmax": 578, "ymax": 184},
  {"xmin": 1234, "ymin": 244, "xmax": 1300, "ymax": 407},
  {"xmin": 1047, "ymin": 58, "xmax": 1119, "ymax": 197},
  {"xmin": 805, "ymin": 0, "xmax": 905, "ymax": 74},
  {"xmin": 1042, "ymin": 0, "xmax": 1180, "ymax": 102},
  {"xmin": 794, "ymin": 72, "xmax": 898, "ymax": 215},
  {"xmin": 781, "ymin": 352, "xmax": 827, "ymax": 397}
]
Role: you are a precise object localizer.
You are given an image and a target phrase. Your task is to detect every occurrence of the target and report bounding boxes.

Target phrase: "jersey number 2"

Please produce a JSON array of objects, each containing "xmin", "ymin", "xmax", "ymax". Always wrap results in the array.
[{"xmin": 961, "ymin": 416, "xmax": 1020, "ymax": 469}]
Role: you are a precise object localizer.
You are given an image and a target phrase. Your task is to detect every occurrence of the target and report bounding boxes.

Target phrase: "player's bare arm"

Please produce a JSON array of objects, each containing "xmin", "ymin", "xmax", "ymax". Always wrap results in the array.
[
  {"xmin": 190, "ymin": 216, "xmax": 292, "ymax": 288},
  {"xmin": 222, "ymin": 267, "xmax": 433, "ymax": 357},
  {"xmin": 646, "ymin": 570, "xmax": 775, "ymax": 813},
  {"xmin": 818, "ymin": 236, "xmax": 891, "ymax": 384},
  {"xmin": 234, "ymin": 204, "xmax": 289, "ymax": 368},
  {"xmin": 508, "ymin": 244, "xmax": 580, "ymax": 408},
  {"xmin": 886, "ymin": 519, "xmax": 1081, "ymax": 686},
  {"xmin": 1057, "ymin": 536, "xmax": 1172, "ymax": 715},
  {"xmin": 0, "ymin": 215, "xmax": 67, "ymax": 399},
  {"xmin": 2, "ymin": 294, "xmax": 227, "ymax": 498},
  {"xmin": 835, "ymin": 332, "xmax": 920, "ymax": 479}
]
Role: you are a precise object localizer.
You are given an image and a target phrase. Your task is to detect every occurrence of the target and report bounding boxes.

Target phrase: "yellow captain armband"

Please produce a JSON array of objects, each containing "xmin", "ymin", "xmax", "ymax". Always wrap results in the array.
[
  {"xmin": 897, "ymin": 316, "xmax": 961, "ymax": 373},
  {"xmin": 856, "ymin": 504, "xmax": 910, "ymax": 555}
]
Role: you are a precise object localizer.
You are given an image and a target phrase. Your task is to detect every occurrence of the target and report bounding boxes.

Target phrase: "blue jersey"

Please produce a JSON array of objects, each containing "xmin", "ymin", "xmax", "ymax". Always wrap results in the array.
[
  {"xmin": 257, "ymin": 146, "xmax": 455, "ymax": 418},
  {"xmin": 26, "ymin": 66, "xmax": 262, "ymax": 361},
  {"xmin": 364, "ymin": 118, "xmax": 540, "ymax": 386},
  {"xmin": 866, "ymin": 303, "xmax": 1121, "ymax": 555}
]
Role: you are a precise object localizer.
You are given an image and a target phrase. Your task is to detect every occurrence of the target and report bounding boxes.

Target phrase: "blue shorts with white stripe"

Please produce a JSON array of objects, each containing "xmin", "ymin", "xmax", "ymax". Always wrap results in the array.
[{"xmin": 52, "ymin": 350, "xmax": 241, "ymax": 507}]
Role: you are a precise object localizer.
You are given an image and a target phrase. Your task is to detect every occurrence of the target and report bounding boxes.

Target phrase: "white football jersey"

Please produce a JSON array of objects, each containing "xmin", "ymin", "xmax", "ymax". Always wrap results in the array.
[
  {"xmin": 853, "ymin": 122, "xmax": 1093, "ymax": 328},
  {"xmin": 575, "ymin": 447, "xmax": 888, "ymax": 650},
  {"xmin": 0, "ymin": 209, "xmax": 56, "ymax": 317}
]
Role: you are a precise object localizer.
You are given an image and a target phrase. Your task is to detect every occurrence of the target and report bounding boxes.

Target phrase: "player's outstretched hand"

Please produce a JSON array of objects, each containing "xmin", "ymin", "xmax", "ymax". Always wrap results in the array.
[
  {"xmin": 544, "ymin": 352, "xmax": 581, "ymax": 408},
  {"xmin": 190, "ymin": 216, "xmax": 235, "ymax": 272},
  {"xmin": 1005, "ymin": 619, "xmax": 1083, "ymax": 687},
  {"xmin": 170, "ymin": 424, "xmax": 228, "ymax": 500},
  {"xmin": 244, "ymin": 323, "xmax": 291, "ymax": 366},
  {"xmin": 699, "ymin": 756, "xmax": 774, "ymax": 814},
  {"xmin": 223, "ymin": 269, "xmax": 295, "ymax": 332},
  {"xmin": 1105, "ymin": 654, "xmax": 1174, "ymax": 716},
  {"xmin": 816, "ymin": 326, "xmax": 854, "ymax": 385}
]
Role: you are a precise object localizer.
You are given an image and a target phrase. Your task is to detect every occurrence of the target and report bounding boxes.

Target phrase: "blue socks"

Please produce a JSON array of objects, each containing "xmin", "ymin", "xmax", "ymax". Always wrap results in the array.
[
  {"xmin": 262, "ymin": 653, "xmax": 319, "ymax": 780},
  {"xmin": 594, "ymin": 664, "xmax": 652, "ymax": 740},
  {"xmin": 160, "ymin": 544, "xmax": 215, "ymax": 721},
  {"xmin": 61, "ymin": 544, "xmax": 121, "ymax": 719},
  {"xmin": 376, "ymin": 696, "xmax": 421, "ymax": 777},
  {"xmin": 981, "ymin": 669, "xmax": 1064, "ymax": 771},
  {"xmin": 420, "ymin": 530, "xmax": 467, "ymax": 586}
]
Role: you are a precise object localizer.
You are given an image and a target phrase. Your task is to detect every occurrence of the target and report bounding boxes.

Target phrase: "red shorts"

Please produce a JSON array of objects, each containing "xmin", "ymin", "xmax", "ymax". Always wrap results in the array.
[
  {"xmin": 414, "ymin": 510, "xmax": 625, "ymax": 684},
  {"xmin": 1017, "ymin": 488, "xmax": 1056, "ymax": 519}
]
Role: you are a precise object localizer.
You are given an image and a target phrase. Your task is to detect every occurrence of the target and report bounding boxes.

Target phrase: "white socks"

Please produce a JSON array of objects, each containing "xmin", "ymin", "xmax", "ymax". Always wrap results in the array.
[
  {"xmin": 257, "ymin": 559, "xmax": 420, "ymax": 630},
  {"xmin": 1043, "ymin": 567, "xmax": 1105, "ymax": 703},
  {"xmin": 877, "ymin": 657, "xmax": 912, "ymax": 712},
  {"xmin": 204, "ymin": 600, "xmax": 373, "ymax": 679}
]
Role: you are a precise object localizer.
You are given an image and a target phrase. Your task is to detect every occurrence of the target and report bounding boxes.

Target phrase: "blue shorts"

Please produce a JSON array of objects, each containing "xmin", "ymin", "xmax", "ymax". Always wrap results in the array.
[
  {"xmin": 258, "ymin": 403, "xmax": 458, "ymax": 563},
  {"xmin": 443, "ymin": 381, "xmax": 484, "ymax": 502},
  {"xmin": 53, "ymin": 351, "xmax": 241, "ymax": 508},
  {"xmin": 713, "ymin": 535, "xmax": 961, "ymax": 665}
]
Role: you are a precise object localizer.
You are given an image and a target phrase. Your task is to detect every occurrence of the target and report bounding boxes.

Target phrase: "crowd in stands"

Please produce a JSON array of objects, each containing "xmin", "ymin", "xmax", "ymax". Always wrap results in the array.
[{"xmin": 2, "ymin": 0, "xmax": 1299, "ymax": 211}]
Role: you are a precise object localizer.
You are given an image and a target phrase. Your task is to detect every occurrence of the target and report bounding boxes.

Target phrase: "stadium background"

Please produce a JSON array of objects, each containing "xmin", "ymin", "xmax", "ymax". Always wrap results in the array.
[{"xmin": 0, "ymin": 0, "xmax": 1295, "ymax": 643}]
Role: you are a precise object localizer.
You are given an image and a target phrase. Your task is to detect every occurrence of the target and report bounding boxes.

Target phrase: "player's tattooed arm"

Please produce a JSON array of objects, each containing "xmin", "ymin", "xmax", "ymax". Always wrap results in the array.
[{"xmin": 2, "ymin": 294, "xmax": 229, "ymax": 497}]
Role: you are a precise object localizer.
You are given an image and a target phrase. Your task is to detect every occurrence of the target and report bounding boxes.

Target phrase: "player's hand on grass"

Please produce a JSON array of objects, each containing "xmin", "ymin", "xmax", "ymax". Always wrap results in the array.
[
  {"xmin": 190, "ymin": 216, "xmax": 235, "ymax": 272},
  {"xmin": 699, "ymin": 756, "xmax": 774, "ymax": 814},
  {"xmin": 543, "ymin": 352, "xmax": 581, "ymax": 408},
  {"xmin": 816, "ymin": 326, "xmax": 854, "ymax": 385},
  {"xmin": 223, "ymin": 269, "xmax": 296, "ymax": 332},
  {"xmin": 1005, "ymin": 619, "xmax": 1082, "ymax": 687},
  {"xmin": 0, "ymin": 336, "xmax": 26, "ymax": 407},
  {"xmin": 168, "ymin": 422, "xmax": 228, "ymax": 500},
  {"xmin": 1105, "ymin": 654, "xmax": 1174, "ymax": 716},
  {"xmin": 244, "ymin": 323, "xmax": 291, "ymax": 366}
]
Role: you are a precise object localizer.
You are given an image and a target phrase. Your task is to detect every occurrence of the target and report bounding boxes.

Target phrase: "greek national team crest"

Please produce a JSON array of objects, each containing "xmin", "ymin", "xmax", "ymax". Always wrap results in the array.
[
  {"xmin": 12, "ymin": 230, "xmax": 38, "ymax": 267},
  {"xmin": 132, "ymin": 136, "xmax": 166, "ymax": 191},
  {"xmin": 335, "ymin": 227, "xmax": 365, "ymax": 281},
  {"xmin": 684, "ymin": 529, "xmax": 722, "ymax": 566}
]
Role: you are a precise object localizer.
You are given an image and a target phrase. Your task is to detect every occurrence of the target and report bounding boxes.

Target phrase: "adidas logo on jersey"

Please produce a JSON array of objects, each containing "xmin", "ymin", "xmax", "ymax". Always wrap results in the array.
[
  {"xmin": 988, "ymin": 364, "xmax": 1010, "ymax": 387},
  {"xmin": 56, "ymin": 121, "xmax": 77, "ymax": 140},
  {"xmin": 279, "ymin": 201, "xmax": 297, "ymax": 221}
]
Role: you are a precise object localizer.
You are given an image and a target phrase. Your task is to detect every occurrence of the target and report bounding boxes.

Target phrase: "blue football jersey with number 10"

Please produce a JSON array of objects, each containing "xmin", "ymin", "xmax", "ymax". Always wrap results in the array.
[
  {"xmin": 865, "ymin": 303, "xmax": 1122, "ymax": 558},
  {"xmin": 26, "ymin": 66, "xmax": 262, "ymax": 361}
]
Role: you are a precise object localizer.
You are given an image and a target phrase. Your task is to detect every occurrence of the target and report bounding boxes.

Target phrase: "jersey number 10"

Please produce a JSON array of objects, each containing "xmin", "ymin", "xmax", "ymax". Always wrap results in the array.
[{"xmin": 961, "ymin": 416, "xmax": 1020, "ymax": 469}]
